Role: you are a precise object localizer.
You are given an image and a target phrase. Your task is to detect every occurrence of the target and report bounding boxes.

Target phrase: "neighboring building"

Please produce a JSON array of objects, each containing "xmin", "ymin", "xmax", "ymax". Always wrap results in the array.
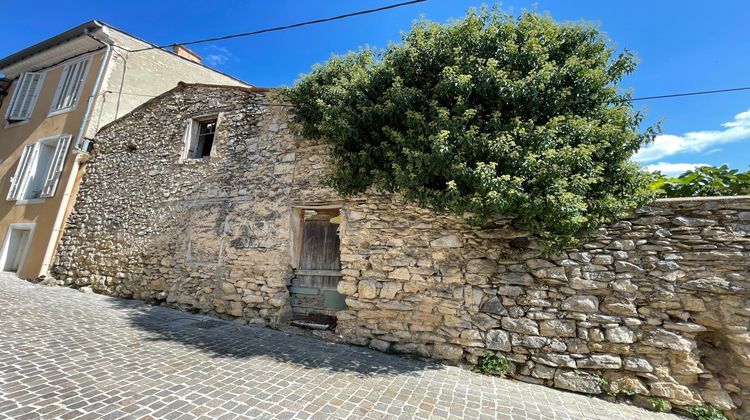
[
  {"xmin": 0, "ymin": 21, "xmax": 249, "ymax": 279},
  {"xmin": 53, "ymin": 83, "xmax": 749, "ymax": 417}
]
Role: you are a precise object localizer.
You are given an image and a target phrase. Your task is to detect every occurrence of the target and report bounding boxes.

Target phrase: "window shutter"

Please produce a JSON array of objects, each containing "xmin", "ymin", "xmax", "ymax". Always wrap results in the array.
[
  {"xmin": 7, "ymin": 144, "xmax": 36, "ymax": 200},
  {"xmin": 6, "ymin": 72, "xmax": 44, "ymax": 121},
  {"xmin": 51, "ymin": 59, "xmax": 89, "ymax": 112},
  {"xmin": 40, "ymin": 135, "xmax": 71, "ymax": 198}
]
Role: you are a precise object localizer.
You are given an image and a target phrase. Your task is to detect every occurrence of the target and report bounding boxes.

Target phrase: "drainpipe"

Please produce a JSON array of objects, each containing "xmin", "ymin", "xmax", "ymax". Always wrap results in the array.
[
  {"xmin": 38, "ymin": 34, "xmax": 113, "ymax": 278},
  {"xmin": 75, "ymin": 33, "xmax": 112, "ymax": 152}
]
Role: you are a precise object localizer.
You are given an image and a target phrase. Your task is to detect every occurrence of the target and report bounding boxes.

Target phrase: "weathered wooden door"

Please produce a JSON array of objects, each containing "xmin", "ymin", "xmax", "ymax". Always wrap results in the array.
[{"xmin": 289, "ymin": 209, "xmax": 346, "ymax": 325}]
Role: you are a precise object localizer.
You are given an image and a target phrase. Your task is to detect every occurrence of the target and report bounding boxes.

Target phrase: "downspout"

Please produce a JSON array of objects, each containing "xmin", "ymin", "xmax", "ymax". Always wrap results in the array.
[
  {"xmin": 38, "ymin": 35, "xmax": 112, "ymax": 278},
  {"xmin": 75, "ymin": 34, "xmax": 112, "ymax": 152}
]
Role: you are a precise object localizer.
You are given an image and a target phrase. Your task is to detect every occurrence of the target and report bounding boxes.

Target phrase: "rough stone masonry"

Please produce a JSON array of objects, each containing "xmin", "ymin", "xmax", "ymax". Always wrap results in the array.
[{"xmin": 53, "ymin": 83, "xmax": 750, "ymax": 417}]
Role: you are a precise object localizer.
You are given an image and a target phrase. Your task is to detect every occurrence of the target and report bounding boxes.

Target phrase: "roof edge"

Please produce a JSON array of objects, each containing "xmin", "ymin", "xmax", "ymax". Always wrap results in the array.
[
  {"xmin": 176, "ymin": 81, "xmax": 272, "ymax": 93},
  {"xmin": 0, "ymin": 20, "xmax": 103, "ymax": 70},
  {"xmin": 96, "ymin": 82, "xmax": 276, "ymax": 134},
  {"xmin": 1, "ymin": 20, "xmax": 253, "ymax": 88}
]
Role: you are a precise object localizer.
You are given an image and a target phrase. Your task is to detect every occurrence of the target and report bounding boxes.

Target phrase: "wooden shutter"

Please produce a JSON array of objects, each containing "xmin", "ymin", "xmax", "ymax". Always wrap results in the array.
[
  {"xmin": 6, "ymin": 72, "xmax": 44, "ymax": 121},
  {"xmin": 51, "ymin": 59, "xmax": 89, "ymax": 112},
  {"xmin": 40, "ymin": 135, "xmax": 71, "ymax": 198},
  {"xmin": 7, "ymin": 144, "xmax": 36, "ymax": 200}
]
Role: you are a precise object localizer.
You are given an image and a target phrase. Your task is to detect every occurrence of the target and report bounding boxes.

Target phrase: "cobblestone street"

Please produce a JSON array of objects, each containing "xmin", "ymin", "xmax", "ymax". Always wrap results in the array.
[{"xmin": 0, "ymin": 274, "xmax": 678, "ymax": 419}]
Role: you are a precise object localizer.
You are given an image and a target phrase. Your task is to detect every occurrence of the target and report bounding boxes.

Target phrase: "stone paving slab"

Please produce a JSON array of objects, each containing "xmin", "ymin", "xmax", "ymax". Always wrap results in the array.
[{"xmin": 0, "ymin": 274, "xmax": 680, "ymax": 419}]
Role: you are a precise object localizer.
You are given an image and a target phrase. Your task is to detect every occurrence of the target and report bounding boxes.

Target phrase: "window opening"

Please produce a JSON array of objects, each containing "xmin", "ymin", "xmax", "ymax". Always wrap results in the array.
[{"xmin": 195, "ymin": 119, "xmax": 216, "ymax": 158}]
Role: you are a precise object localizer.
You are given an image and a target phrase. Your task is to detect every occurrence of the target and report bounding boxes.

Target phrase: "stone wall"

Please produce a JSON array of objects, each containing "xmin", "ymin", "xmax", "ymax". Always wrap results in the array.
[
  {"xmin": 55, "ymin": 83, "xmax": 338, "ymax": 324},
  {"xmin": 336, "ymin": 195, "xmax": 749, "ymax": 417},
  {"xmin": 54, "ymin": 83, "xmax": 749, "ymax": 417}
]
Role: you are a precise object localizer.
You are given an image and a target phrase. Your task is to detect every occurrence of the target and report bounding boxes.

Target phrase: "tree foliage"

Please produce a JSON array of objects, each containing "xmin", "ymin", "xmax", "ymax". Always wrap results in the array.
[
  {"xmin": 284, "ymin": 7, "xmax": 657, "ymax": 250},
  {"xmin": 650, "ymin": 165, "xmax": 750, "ymax": 198}
]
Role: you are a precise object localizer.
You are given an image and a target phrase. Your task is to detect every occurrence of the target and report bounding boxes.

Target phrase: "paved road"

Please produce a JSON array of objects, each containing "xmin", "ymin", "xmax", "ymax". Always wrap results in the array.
[{"xmin": 0, "ymin": 274, "xmax": 678, "ymax": 419}]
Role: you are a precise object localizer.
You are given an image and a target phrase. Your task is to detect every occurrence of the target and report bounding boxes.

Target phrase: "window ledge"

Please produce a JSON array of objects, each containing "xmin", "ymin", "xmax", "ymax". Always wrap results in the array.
[
  {"xmin": 4, "ymin": 119, "xmax": 31, "ymax": 129},
  {"xmin": 179, "ymin": 157, "xmax": 211, "ymax": 165},
  {"xmin": 13, "ymin": 198, "xmax": 47, "ymax": 206},
  {"xmin": 47, "ymin": 107, "xmax": 77, "ymax": 118}
]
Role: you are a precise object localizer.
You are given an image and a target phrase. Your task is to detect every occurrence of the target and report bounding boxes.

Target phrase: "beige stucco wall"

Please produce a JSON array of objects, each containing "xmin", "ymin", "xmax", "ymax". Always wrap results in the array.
[
  {"xmin": 0, "ymin": 50, "xmax": 107, "ymax": 279},
  {"xmin": 85, "ymin": 29, "xmax": 249, "ymax": 137}
]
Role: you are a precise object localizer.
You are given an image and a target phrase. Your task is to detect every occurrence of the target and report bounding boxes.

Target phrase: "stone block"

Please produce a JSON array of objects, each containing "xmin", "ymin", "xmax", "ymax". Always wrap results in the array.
[
  {"xmin": 531, "ymin": 364, "xmax": 556, "ymax": 379},
  {"xmin": 554, "ymin": 370, "xmax": 602, "ymax": 394},
  {"xmin": 357, "ymin": 279, "xmax": 380, "ymax": 299},
  {"xmin": 649, "ymin": 382, "xmax": 700, "ymax": 405},
  {"xmin": 539, "ymin": 320, "xmax": 577, "ymax": 338},
  {"xmin": 608, "ymin": 375, "xmax": 648, "ymax": 395},
  {"xmin": 480, "ymin": 296, "xmax": 507, "ymax": 316},
  {"xmin": 430, "ymin": 235, "xmax": 462, "ymax": 248},
  {"xmin": 501, "ymin": 317, "xmax": 539, "ymax": 335},
  {"xmin": 379, "ymin": 281, "xmax": 402, "ymax": 299},
  {"xmin": 228, "ymin": 302, "xmax": 243, "ymax": 317},
  {"xmin": 466, "ymin": 259, "xmax": 497, "ymax": 274},
  {"xmin": 486, "ymin": 329, "xmax": 511, "ymax": 351},
  {"xmin": 605, "ymin": 326, "xmax": 636, "ymax": 344},
  {"xmin": 701, "ymin": 389, "xmax": 736, "ymax": 411},
  {"xmin": 496, "ymin": 272, "xmax": 534, "ymax": 286},
  {"xmin": 561, "ymin": 295, "xmax": 599, "ymax": 313},
  {"xmin": 433, "ymin": 343, "xmax": 464, "ymax": 361},
  {"xmin": 614, "ymin": 261, "xmax": 645, "ymax": 273},
  {"xmin": 641, "ymin": 329, "xmax": 695, "ymax": 352},
  {"xmin": 369, "ymin": 338, "xmax": 391, "ymax": 352},
  {"xmin": 337, "ymin": 280, "xmax": 358, "ymax": 296},
  {"xmin": 591, "ymin": 255, "xmax": 613, "ymax": 265},
  {"xmin": 471, "ymin": 313, "xmax": 501, "ymax": 330},
  {"xmin": 526, "ymin": 259, "xmax": 555, "ymax": 269},
  {"xmin": 606, "ymin": 240, "xmax": 635, "ymax": 251},
  {"xmin": 535, "ymin": 354, "xmax": 576, "ymax": 368},
  {"xmin": 576, "ymin": 354, "xmax": 622, "ymax": 369},
  {"xmin": 530, "ymin": 267, "xmax": 567, "ymax": 282},
  {"xmin": 387, "ymin": 267, "xmax": 411, "ymax": 280},
  {"xmin": 497, "ymin": 285, "xmax": 524, "ymax": 296}
]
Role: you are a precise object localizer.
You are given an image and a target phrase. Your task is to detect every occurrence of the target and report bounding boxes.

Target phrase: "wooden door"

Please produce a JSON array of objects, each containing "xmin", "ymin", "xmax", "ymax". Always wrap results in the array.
[
  {"xmin": 289, "ymin": 210, "xmax": 346, "ymax": 323},
  {"xmin": 4, "ymin": 228, "xmax": 31, "ymax": 272}
]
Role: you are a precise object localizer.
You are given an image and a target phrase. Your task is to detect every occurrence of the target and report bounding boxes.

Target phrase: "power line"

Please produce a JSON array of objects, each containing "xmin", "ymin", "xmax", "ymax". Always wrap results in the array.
[
  {"xmin": 628, "ymin": 86, "xmax": 750, "ymax": 102},
  {"xmin": 108, "ymin": 84, "xmax": 750, "ymax": 107},
  {"xmin": 102, "ymin": 90, "xmax": 295, "ymax": 107},
  {"xmin": 129, "ymin": 0, "xmax": 428, "ymax": 53}
]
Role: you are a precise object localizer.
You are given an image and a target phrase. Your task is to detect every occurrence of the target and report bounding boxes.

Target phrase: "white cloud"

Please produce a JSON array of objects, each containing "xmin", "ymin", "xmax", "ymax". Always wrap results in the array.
[
  {"xmin": 644, "ymin": 162, "xmax": 708, "ymax": 176},
  {"xmin": 202, "ymin": 45, "xmax": 238, "ymax": 67},
  {"xmin": 634, "ymin": 108, "xmax": 750, "ymax": 162}
]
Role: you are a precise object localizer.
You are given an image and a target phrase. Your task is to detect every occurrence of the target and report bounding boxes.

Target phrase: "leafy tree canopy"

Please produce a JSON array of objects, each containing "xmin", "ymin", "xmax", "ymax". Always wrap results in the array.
[
  {"xmin": 650, "ymin": 165, "xmax": 750, "ymax": 197},
  {"xmin": 284, "ymin": 7, "xmax": 658, "ymax": 250}
]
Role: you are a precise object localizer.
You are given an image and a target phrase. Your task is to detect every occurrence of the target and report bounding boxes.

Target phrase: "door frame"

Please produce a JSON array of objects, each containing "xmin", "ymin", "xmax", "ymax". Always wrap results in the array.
[
  {"xmin": 0, "ymin": 223, "xmax": 35, "ymax": 273},
  {"xmin": 290, "ymin": 203, "xmax": 345, "ymax": 269}
]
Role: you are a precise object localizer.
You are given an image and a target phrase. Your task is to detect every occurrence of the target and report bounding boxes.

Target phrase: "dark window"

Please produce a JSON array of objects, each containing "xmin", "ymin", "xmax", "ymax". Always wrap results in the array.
[{"xmin": 193, "ymin": 119, "xmax": 216, "ymax": 158}]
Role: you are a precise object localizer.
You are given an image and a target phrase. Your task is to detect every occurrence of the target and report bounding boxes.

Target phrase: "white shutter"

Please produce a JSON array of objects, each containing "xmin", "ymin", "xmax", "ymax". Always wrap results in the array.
[
  {"xmin": 51, "ymin": 59, "xmax": 89, "ymax": 112},
  {"xmin": 7, "ymin": 144, "xmax": 36, "ymax": 200},
  {"xmin": 6, "ymin": 72, "xmax": 44, "ymax": 121},
  {"xmin": 40, "ymin": 135, "xmax": 71, "ymax": 198}
]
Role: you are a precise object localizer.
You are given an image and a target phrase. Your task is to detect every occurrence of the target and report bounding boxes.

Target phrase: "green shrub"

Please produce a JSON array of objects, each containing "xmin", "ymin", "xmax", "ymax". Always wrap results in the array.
[
  {"xmin": 686, "ymin": 405, "xmax": 728, "ymax": 420},
  {"xmin": 647, "ymin": 396, "xmax": 669, "ymax": 412},
  {"xmin": 650, "ymin": 165, "xmax": 750, "ymax": 198},
  {"xmin": 285, "ymin": 7, "xmax": 657, "ymax": 252},
  {"xmin": 473, "ymin": 354, "xmax": 510, "ymax": 376}
]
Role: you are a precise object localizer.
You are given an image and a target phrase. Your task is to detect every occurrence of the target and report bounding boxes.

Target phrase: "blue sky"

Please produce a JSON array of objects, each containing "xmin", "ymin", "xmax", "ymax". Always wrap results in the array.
[{"xmin": 2, "ymin": 1, "xmax": 749, "ymax": 175}]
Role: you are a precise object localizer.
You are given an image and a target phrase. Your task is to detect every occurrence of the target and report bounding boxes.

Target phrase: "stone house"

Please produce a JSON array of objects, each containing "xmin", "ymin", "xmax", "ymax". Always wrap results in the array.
[
  {"xmin": 54, "ymin": 83, "xmax": 749, "ymax": 417},
  {"xmin": 0, "ymin": 20, "xmax": 248, "ymax": 279}
]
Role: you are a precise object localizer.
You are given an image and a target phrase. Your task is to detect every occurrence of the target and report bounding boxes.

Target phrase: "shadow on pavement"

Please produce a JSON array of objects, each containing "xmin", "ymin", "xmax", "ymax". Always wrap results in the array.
[{"xmin": 108, "ymin": 296, "xmax": 443, "ymax": 377}]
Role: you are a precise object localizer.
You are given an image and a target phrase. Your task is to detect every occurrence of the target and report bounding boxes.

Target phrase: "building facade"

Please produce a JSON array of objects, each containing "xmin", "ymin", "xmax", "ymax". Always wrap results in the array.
[
  {"xmin": 53, "ymin": 84, "xmax": 749, "ymax": 417},
  {"xmin": 0, "ymin": 21, "xmax": 248, "ymax": 279}
]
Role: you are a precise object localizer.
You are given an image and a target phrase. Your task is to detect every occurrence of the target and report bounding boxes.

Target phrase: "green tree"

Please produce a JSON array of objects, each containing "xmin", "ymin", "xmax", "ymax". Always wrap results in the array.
[
  {"xmin": 650, "ymin": 165, "xmax": 750, "ymax": 197},
  {"xmin": 285, "ymin": 7, "xmax": 657, "ymax": 250}
]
